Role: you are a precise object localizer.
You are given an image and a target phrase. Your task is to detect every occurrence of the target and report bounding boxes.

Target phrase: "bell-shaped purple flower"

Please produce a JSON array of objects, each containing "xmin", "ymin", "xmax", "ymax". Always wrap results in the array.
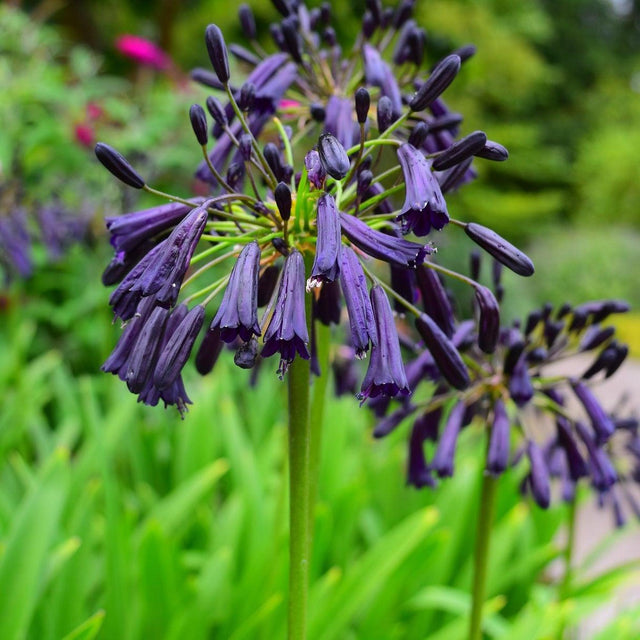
[
  {"xmin": 262, "ymin": 249, "xmax": 310, "ymax": 376},
  {"xmin": 415, "ymin": 265, "xmax": 455, "ymax": 337},
  {"xmin": 575, "ymin": 421, "xmax": 617, "ymax": 491},
  {"xmin": 154, "ymin": 304, "xmax": 206, "ymax": 390},
  {"xmin": 432, "ymin": 400, "xmax": 466, "ymax": 477},
  {"xmin": 397, "ymin": 143, "xmax": 449, "ymax": 236},
  {"xmin": 308, "ymin": 194, "xmax": 341, "ymax": 290},
  {"xmin": 358, "ymin": 285, "xmax": 410, "ymax": 402},
  {"xmin": 407, "ymin": 409, "xmax": 441, "ymax": 488},
  {"xmin": 129, "ymin": 202, "xmax": 209, "ymax": 308},
  {"xmin": 211, "ymin": 241, "xmax": 262, "ymax": 342},
  {"xmin": 339, "ymin": 212, "xmax": 433, "ymax": 268},
  {"xmin": 339, "ymin": 246, "xmax": 377, "ymax": 358},
  {"xmin": 486, "ymin": 399, "xmax": 510, "ymax": 475}
]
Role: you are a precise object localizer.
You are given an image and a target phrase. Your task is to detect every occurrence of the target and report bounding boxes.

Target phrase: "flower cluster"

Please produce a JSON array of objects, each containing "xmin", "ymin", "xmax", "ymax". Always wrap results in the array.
[
  {"xmin": 367, "ymin": 251, "xmax": 634, "ymax": 521},
  {"xmin": 97, "ymin": 0, "xmax": 535, "ymax": 416}
]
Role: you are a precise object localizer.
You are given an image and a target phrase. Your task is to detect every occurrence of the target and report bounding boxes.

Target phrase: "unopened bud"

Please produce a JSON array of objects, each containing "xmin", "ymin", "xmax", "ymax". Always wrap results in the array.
[
  {"xmin": 94, "ymin": 142, "xmax": 145, "ymax": 189},
  {"xmin": 205, "ymin": 24, "xmax": 230, "ymax": 85}
]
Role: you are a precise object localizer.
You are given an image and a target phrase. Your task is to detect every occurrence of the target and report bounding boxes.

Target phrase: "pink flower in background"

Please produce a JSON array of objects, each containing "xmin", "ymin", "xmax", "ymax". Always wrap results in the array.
[
  {"xmin": 74, "ymin": 123, "xmax": 95, "ymax": 148},
  {"xmin": 115, "ymin": 35, "xmax": 171, "ymax": 71},
  {"xmin": 86, "ymin": 102, "xmax": 104, "ymax": 121}
]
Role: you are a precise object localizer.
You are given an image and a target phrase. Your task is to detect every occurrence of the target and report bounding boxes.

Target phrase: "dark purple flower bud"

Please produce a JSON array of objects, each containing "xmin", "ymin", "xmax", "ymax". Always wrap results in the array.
[
  {"xmin": 406, "ymin": 27, "xmax": 426, "ymax": 67},
  {"xmin": 271, "ymin": 0, "xmax": 292, "ymax": 17},
  {"xmin": 527, "ymin": 441, "xmax": 550, "ymax": 508},
  {"xmin": 274, "ymin": 182, "xmax": 292, "ymax": 222},
  {"xmin": 474, "ymin": 285, "xmax": 500, "ymax": 353},
  {"xmin": 205, "ymin": 24, "xmax": 230, "ymax": 85},
  {"xmin": 270, "ymin": 23, "xmax": 285, "ymax": 50},
  {"xmin": 374, "ymin": 403, "xmax": 416, "ymax": 439},
  {"xmin": 339, "ymin": 212, "xmax": 433, "ymax": 268},
  {"xmin": 272, "ymin": 237, "xmax": 289, "ymax": 256},
  {"xmin": 579, "ymin": 325, "xmax": 615, "ymax": 351},
  {"xmin": 438, "ymin": 157, "xmax": 474, "ymax": 194},
  {"xmin": 410, "ymin": 55, "xmax": 461, "ymax": 112},
  {"xmin": 465, "ymin": 223, "xmax": 534, "ymax": 277},
  {"xmin": 451, "ymin": 43, "xmax": 477, "ymax": 63},
  {"xmin": 239, "ymin": 133, "xmax": 253, "ymax": 161},
  {"xmin": 605, "ymin": 343, "xmax": 628, "ymax": 378},
  {"xmin": 190, "ymin": 68, "xmax": 227, "ymax": 91},
  {"xmin": 281, "ymin": 17, "xmax": 303, "ymax": 63},
  {"xmin": 432, "ymin": 400, "xmax": 466, "ymax": 477},
  {"xmin": 393, "ymin": 0, "xmax": 415, "ymax": 28},
  {"xmin": 264, "ymin": 142, "xmax": 285, "ymax": 182},
  {"xmin": 574, "ymin": 299, "xmax": 629, "ymax": 324},
  {"xmin": 261, "ymin": 249, "xmax": 310, "ymax": 376},
  {"xmin": 526, "ymin": 347, "xmax": 547, "ymax": 363},
  {"xmin": 415, "ymin": 265, "xmax": 456, "ymax": 338},
  {"xmin": 355, "ymin": 87, "xmax": 370, "ymax": 124},
  {"xmin": 503, "ymin": 339, "xmax": 525, "ymax": 376},
  {"xmin": 189, "ymin": 104, "xmax": 208, "ymax": 145},
  {"xmin": 239, "ymin": 4, "xmax": 257, "ymax": 39},
  {"xmin": 362, "ymin": 12, "xmax": 377, "ymax": 39},
  {"xmin": 94, "ymin": 142, "xmax": 145, "ymax": 189},
  {"xmin": 211, "ymin": 241, "xmax": 261, "ymax": 342},
  {"xmin": 356, "ymin": 170, "xmax": 373, "ymax": 198},
  {"xmin": 125, "ymin": 305, "xmax": 169, "ymax": 394},
  {"xmin": 339, "ymin": 246, "xmax": 377, "ymax": 358},
  {"xmin": 392, "ymin": 19, "xmax": 415, "ymax": 65},
  {"xmin": 317, "ymin": 133, "xmax": 350, "ymax": 180},
  {"xmin": 315, "ymin": 280, "xmax": 341, "ymax": 326},
  {"xmin": 575, "ymin": 421, "xmax": 617, "ymax": 490},
  {"xmin": 226, "ymin": 162, "xmax": 245, "ymax": 189},
  {"xmin": 407, "ymin": 413, "xmax": 438, "ymax": 489},
  {"xmin": 229, "ymin": 44, "xmax": 261, "ymax": 66},
  {"xmin": 323, "ymin": 27, "xmax": 337, "ymax": 46},
  {"xmin": 319, "ymin": 1, "xmax": 331, "ymax": 23},
  {"xmin": 309, "ymin": 7, "xmax": 321, "ymax": 30},
  {"xmin": 556, "ymin": 417, "xmax": 589, "ymax": 481},
  {"xmin": 358, "ymin": 285, "xmax": 410, "ymax": 402},
  {"xmin": 195, "ymin": 327, "xmax": 224, "ymax": 375},
  {"xmin": 257, "ymin": 265, "xmax": 279, "ymax": 307},
  {"xmin": 310, "ymin": 103, "xmax": 326, "ymax": 122},
  {"xmin": 571, "ymin": 379, "xmax": 615, "ymax": 443},
  {"xmin": 469, "ymin": 249, "xmax": 481, "ymax": 281},
  {"xmin": 154, "ymin": 305, "xmax": 205, "ymax": 389},
  {"xmin": 408, "ymin": 122, "xmax": 429, "ymax": 148},
  {"xmin": 376, "ymin": 96, "xmax": 394, "ymax": 133},
  {"xmin": 308, "ymin": 193, "xmax": 341, "ymax": 289},
  {"xmin": 305, "ymin": 149, "xmax": 326, "ymax": 189},
  {"xmin": 238, "ymin": 81, "xmax": 256, "ymax": 111},
  {"xmin": 234, "ymin": 337, "xmax": 259, "ymax": 369},
  {"xmin": 390, "ymin": 265, "xmax": 416, "ymax": 315},
  {"xmin": 397, "ymin": 143, "xmax": 449, "ymax": 236},
  {"xmin": 365, "ymin": 0, "xmax": 382, "ymax": 23},
  {"xmin": 544, "ymin": 319, "xmax": 564, "ymax": 348},
  {"xmin": 509, "ymin": 354, "xmax": 534, "ymax": 407},
  {"xmin": 487, "ymin": 399, "xmax": 510, "ymax": 475},
  {"xmin": 415, "ymin": 314, "xmax": 470, "ymax": 390},
  {"xmin": 206, "ymin": 95, "xmax": 228, "ymax": 130},
  {"xmin": 432, "ymin": 131, "xmax": 487, "ymax": 171},
  {"xmin": 476, "ymin": 140, "xmax": 509, "ymax": 162},
  {"xmin": 524, "ymin": 310, "xmax": 542, "ymax": 335}
]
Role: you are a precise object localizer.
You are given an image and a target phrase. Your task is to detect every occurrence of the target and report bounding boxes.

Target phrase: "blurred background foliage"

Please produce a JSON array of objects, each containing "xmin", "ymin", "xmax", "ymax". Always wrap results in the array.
[{"xmin": 1, "ymin": 0, "xmax": 639, "ymax": 637}]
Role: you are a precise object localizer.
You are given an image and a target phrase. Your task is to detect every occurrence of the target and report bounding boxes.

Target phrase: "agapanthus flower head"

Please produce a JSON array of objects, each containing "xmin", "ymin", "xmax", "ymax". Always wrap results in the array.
[{"xmin": 96, "ymin": 0, "xmax": 539, "ymax": 416}]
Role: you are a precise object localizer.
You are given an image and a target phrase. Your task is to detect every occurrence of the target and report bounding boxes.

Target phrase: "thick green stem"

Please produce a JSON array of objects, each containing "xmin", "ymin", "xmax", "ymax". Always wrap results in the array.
[
  {"xmin": 469, "ymin": 470, "xmax": 498, "ymax": 640},
  {"xmin": 308, "ymin": 322, "xmax": 330, "ymax": 541},
  {"xmin": 558, "ymin": 497, "xmax": 577, "ymax": 640},
  {"xmin": 287, "ymin": 355, "xmax": 311, "ymax": 640}
]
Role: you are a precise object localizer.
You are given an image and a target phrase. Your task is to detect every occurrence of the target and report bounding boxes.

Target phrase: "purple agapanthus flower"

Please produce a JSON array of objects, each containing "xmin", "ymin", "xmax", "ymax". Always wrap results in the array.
[
  {"xmin": 262, "ymin": 249, "xmax": 310, "ymax": 377},
  {"xmin": 358, "ymin": 285, "xmax": 410, "ymax": 403},
  {"xmin": 307, "ymin": 193, "xmax": 341, "ymax": 290},
  {"xmin": 397, "ymin": 143, "xmax": 448, "ymax": 236},
  {"xmin": 210, "ymin": 241, "xmax": 262, "ymax": 342}
]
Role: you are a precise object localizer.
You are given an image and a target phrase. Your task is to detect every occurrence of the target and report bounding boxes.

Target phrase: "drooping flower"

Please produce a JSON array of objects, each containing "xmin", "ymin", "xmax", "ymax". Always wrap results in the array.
[{"xmin": 307, "ymin": 194, "xmax": 341, "ymax": 290}]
